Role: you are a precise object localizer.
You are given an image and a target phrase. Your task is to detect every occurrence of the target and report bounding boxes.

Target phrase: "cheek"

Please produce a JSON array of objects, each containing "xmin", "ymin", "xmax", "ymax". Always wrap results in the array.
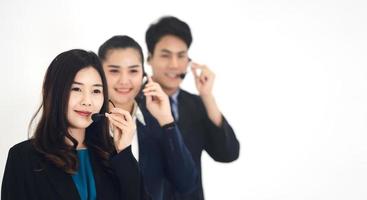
[
  {"xmin": 67, "ymin": 93, "xmax": 78, "ymax": 110},
  {"xmin": 152, "ymin": 65, "xmax": 164, "ymax": 76},
  {"xmin": 132, "ymin": 78, "xmax": 143, "ymax": 92},
  {"xmin": 179, "ymin": 63, "xmax": 188, "ymax": 70},
  {"xmin": 107, "ymin": 75, "xmax": 118, "ymax": 86},
  {"xmin": 95, "ymin": 95, "xmax": 105, "ymax": 110}
]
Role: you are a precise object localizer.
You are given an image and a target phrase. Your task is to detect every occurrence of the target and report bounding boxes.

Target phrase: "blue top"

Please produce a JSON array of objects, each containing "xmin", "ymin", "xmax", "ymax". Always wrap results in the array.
[{"xmin": 72, "ymin": 149, "xmax": 97, "ymax": 200}]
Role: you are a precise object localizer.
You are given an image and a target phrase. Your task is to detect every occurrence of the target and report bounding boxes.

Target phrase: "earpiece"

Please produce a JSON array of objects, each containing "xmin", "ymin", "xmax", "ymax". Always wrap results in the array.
[
  {"xmin": 135, "ymin": 72, "xmax": 148, "ymax": 105},
  {"xmin": 179, "ymin": 58, "xmax": 192, "ymax": 79},
  {"xmin": 92, "ymin": 99, "xmax": 116, "ymax": 122}
]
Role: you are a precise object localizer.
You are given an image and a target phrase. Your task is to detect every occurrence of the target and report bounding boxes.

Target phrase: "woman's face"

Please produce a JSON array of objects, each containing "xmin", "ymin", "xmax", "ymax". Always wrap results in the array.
[
  {"xmin": 67, "ymin": 67, "xmax": 104, "ymax": 130},
  {"xmin": 102, "ymin": 48, "xmax": 143, "ymax": 107}
]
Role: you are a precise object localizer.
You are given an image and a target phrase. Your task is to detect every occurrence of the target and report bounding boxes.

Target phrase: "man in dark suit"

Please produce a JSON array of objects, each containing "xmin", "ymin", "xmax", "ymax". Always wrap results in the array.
[{"xmin": 145, "ymin": 16, "xmax": 240, "ymax": 200}]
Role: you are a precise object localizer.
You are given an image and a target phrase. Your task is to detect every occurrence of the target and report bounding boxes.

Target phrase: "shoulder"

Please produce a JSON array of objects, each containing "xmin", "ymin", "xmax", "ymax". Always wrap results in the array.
[
  {"xmin": 7, "ymin": 139, "xmax": 38, "ymax": 160},
  {"xmin": 178, "ymin": 89, "xmax": 198, "ymax": 99},
  {"xmin": 9, "ymin": 140, "xmax": 35, "ymax": 153},
  {"xmin": 178, "ymin": 89, "xmax": 205, "ymax": 108},
  {"xmin": 179, "ymin": 89, "xmax": 202, "ymax": 102}
]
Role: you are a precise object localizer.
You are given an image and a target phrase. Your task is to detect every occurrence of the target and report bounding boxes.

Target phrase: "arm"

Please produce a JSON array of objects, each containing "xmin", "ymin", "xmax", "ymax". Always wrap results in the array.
[
  {"xmin": 191, "ymin": 63, "xmax": 240, "ymax": 162},
  {"xmin": 143, "ymin": 77, "xmax": 198, "ymax": 193},
  {"xmin": 203, "ymin": 113, "xmax": 240, "ymax": 162},
  {"xmin": 159, "ymin": 123, "xmax": 198, "ymax": 194},
  {"xmin": 110, "ymin": 146, "xmax": 142, "ymax": 200},
  {"xmin": 107, "ymin": 109, "xmax": 149, "ymax": 200}
]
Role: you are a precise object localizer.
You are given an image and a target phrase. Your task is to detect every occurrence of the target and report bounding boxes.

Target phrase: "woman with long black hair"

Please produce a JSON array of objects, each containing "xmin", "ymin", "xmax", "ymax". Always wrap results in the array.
[{"xmin": 1, "ymin": 49, "xmax": 147, "ymax": 200}]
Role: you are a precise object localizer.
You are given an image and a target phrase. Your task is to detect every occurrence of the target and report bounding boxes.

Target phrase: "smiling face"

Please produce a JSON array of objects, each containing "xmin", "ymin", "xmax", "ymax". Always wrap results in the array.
[
  {"xmin": 148, "ymin": 35, "xmax": 190, "ymax": 95},
  {"xmin": 102, "ymin": 48, "xmax": 144, "ymax": 110},
  {"xmin": 67, "ymin": 67, "xmax": 104, "ymax": 131}
]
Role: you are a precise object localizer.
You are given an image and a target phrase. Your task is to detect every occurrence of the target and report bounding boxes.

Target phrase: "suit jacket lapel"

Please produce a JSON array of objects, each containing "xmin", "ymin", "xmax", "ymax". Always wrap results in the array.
[
  {"xmin": 137, "ymin": 120, "xmax": 148, "ymax": 170},
  {"xmin": 177, "ymin": 91, "xmax": 190, "ymax": 128}
]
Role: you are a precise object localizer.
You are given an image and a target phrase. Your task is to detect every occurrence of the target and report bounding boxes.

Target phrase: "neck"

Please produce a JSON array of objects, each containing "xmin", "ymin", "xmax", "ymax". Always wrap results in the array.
[
  {"xmin": 163, "ymin": 87, "xmax": 179, "ymax": 97},
  {"xmin": 151, "ymin": 76, "xmax": 179, "ymax": 96},
  {"xmin": 67, "ymin": 128, "xmax": 86, "ymax": 149},
  {"xmin": 114, "ymin": 101, "xmax": 135, "ymax": 114}
]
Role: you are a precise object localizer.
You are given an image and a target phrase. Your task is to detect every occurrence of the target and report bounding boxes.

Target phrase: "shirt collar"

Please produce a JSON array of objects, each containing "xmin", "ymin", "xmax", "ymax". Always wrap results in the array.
[
  {"xmin": 132, "ymin": 101, "xmax": 146, "ymax": 126},
  {"xmin": 170, "ymin": 89, "xmax": 180, "ymax": 104}
]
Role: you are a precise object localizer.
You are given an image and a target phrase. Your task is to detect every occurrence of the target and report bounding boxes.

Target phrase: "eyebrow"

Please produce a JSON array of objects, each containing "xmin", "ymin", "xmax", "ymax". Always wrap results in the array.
[
  {"xmin": 160, "ymin": 49, "xmax": 187, "ymax": 55},
  {"xmin": 107, "ymin": 65, "xmax": 120, "ymax": 69},
  {"xmin": 107, "ymin": 64, "xmax": 141, "ymax": 69},
  {"xmin": 128, "ymin": 65, "xmax": 141, "ymax": 69},
  {"xmin": 72, "ymin": 81, "xmax": 103, "ymax": 87}
]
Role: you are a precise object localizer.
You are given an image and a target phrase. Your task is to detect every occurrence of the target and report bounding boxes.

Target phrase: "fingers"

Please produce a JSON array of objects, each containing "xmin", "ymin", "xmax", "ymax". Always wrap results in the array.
[
  {"xmin": 107, "ymin": 113, "xmax": 129, "ymax": 127},
  {"xmin": 147, "ymin": 76, "xmax": 153, "ymax": 84},
  {"xmin": 191, "ymin": 63, "xmax": 214, "ymax": 83},
  {"xmin": 106, "ymin": 108, "xmax": 135, "ymax": 134},
  {"xmin": 105, "ymin": 108, "xmax": 137, "ymax": 153},
  {"xmin": 109, "ymin": 108, "xmax": 133, "ymax": 123},
  {"xmin": 142, "ymin": 80, "xmax": 167, "ymax": 101}
]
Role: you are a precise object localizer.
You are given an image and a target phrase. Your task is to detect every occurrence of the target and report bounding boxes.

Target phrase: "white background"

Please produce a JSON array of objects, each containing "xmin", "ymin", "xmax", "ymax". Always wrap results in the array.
[{"xmin": 1, "ymin": 0, "xmax": 367, "ymax": 199}]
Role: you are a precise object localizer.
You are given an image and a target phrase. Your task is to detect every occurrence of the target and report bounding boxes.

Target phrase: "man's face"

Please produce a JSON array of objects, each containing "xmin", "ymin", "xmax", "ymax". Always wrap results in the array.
[{"xmin": 148, "ymin": 35, "xmax": 190, "ymax": 93}]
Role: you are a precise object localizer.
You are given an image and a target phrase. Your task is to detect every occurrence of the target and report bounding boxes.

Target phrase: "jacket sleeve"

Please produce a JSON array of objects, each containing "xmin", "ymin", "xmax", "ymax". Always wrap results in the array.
[
  {"xmin": 160, "ymin": 124, "xmax": 199, "ymax": 194},
  {"xmin": 204, "ymin": 115, "xmax": 240, "ymax": 162},
  {"xmin": 110, "ymin": 146, "xmax": 148, "ymax": 200},
  {"xmin": 1, "ymin": 147, "xmax": 27, "ymax": 200}
]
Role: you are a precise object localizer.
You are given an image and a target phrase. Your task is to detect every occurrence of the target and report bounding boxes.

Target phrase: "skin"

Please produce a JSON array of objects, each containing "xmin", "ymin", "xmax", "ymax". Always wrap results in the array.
[
  {"xmin": 67, "ymin": 67, "xmax": 104, "ymax": 149},
  {"xmin": 148, "ymin": 35, "xmax": 223, "ymax": 126},
  {"xmin": 102, "ymin": 48, "xmax": 174, "ymax": 128},
  {"xmin": 66, "ymin": 66, "xmax": 133, "ymax": 152}
]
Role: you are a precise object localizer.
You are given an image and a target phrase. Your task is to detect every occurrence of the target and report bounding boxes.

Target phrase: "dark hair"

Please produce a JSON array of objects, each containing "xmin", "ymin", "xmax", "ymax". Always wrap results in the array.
[
  {"xmin": 30, "ymin": 49, "xmax": 113, "ymax": 174},
  {"xmin": 145, "ymin": 16, "xmax": 192, "ymax": 55},
  {"xmin": 98, "ymin": 35, "xmax": 145, "ymax": 71}
]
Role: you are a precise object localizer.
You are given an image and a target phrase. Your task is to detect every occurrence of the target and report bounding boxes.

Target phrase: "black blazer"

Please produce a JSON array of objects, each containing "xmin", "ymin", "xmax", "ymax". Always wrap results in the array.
[
  {"xmin": 1, "ymin": 140, "xmax": 147, "ymax": 200},
  {"xmin": 163, "ymin": 89, "xmax": 240, "ymax": 200}
]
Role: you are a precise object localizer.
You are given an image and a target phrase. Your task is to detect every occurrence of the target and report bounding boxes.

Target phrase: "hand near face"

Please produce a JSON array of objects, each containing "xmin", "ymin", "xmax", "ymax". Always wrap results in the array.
[
  {"xmin": 143, "ymin": 76, "xmax": 174, "ymax": 126},
  {"xmin": 106, "ymin": 108, "xmax": 136, "ymax": 153},
  {"xmin": 191, "ymin": 63, "xmax": 215, "ymax": 97}
]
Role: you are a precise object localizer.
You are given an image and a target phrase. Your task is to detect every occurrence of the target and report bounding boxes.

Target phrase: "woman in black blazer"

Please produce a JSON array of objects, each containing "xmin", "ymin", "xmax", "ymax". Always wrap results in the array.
[{"xmin": 1, "ymin": 49, "xmax": 147, "ymax": 200}]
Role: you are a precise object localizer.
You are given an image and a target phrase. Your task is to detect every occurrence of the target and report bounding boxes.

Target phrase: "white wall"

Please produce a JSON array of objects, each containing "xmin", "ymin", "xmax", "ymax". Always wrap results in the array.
[{"xmin": 1, "ymin": 0, "xmax": 366, "ymax": 199}]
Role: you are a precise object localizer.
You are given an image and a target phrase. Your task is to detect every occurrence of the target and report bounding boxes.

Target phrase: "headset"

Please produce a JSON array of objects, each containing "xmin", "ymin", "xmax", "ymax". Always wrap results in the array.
[{"xmin": 135, "ymin": 71, "xmax": 149, "ymax": 105}]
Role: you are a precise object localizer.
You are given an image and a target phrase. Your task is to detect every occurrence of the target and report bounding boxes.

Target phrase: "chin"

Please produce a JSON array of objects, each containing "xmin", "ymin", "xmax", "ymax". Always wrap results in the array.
[
  {"xmin": 114, "ymin": 98, "xmax": 132, "ymax": 106},
  {"xmin": 164, "ymin": 84, "xmax": 179, "ymax": 91},
  {"xmin": 73, "ymin": 121, "xmax": 92, "ymax": 129}
]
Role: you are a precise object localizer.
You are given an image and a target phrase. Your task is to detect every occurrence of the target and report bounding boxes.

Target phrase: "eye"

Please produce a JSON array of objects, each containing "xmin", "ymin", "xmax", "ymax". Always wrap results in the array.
[
  {"xmin": 178, "ymin": 54, "xmax": 186, "ymax": 59},
  {"xmin": 109, "ymin": 69, "xmax": 119, "ymax": 73},
  {"xmin": 160, "ymin": 54, "xmax": 169, "ymax": 58},
  {"xmin": 130, "ymin": 69, "xmax": 138, "ymax": 73},
  {"xmin": 93, "ymin": 89, "xmax": 102, "ymax": 94},
  {"xmin": 71, "ymin": 87, "xmax": 81, "ymax": 92}
]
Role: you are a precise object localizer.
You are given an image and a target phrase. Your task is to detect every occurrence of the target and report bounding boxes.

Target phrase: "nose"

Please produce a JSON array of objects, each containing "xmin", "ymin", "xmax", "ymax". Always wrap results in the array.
[
  {"xmin": 168, "ymin": 56, "xmax": 179, "ymax": 69},
  {"xmin": 81, "ymin": 92, "xmax": 92, "ymax": 107},
  {"xmin": 117, "ymin": 71, "xmax": 130, "ymax": 85}
]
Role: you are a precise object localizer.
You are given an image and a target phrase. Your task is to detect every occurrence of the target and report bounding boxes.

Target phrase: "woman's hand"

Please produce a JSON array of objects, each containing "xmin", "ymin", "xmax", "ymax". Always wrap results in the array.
[
  {"xmin": 143, "ymin": 76, "xmax": 174, "ymax": 126},
  {"xmin": 106, "ymin": 107, "xmax": 136, "ymax": 153}
]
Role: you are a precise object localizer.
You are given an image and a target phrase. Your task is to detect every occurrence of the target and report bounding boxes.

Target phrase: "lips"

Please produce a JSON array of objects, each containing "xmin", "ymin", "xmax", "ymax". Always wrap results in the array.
[
  {"xmin": 75, "ymin": 110, "xmax": 92, "ymax": 117},
  {"xmin": 165, "ymin": 72, "xmax": 181, "ymax": 79},
  {"xmin": 115, "ymin": 88, "xmax": 132, "ymax": 94}
]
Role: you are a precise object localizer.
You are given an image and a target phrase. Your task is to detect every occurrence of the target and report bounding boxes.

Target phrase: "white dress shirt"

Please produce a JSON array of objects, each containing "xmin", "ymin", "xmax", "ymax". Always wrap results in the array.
[{"xmin": 110, "ymin": 102, "xmax": 145, "ymax": 161}]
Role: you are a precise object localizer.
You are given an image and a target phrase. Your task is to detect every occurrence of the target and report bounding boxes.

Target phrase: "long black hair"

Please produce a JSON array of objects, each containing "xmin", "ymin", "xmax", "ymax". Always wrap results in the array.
[{"xmin": 30, "ymin": 49, "xmax": 113, "ymax": 174}]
